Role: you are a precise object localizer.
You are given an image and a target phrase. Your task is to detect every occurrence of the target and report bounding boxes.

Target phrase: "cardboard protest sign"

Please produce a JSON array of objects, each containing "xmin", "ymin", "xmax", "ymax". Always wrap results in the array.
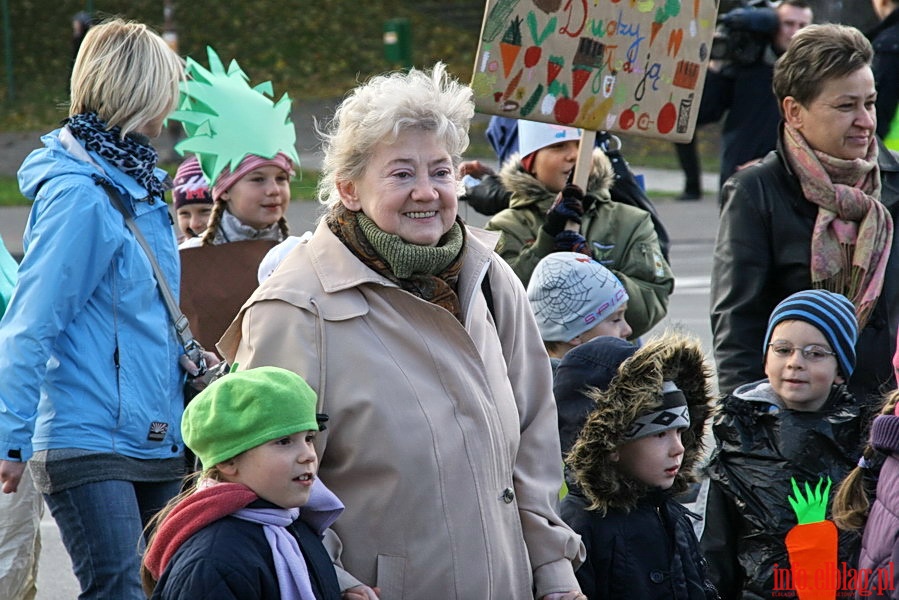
[{"xmin": 471, "ymin": 0, "xmax": 719, "ymax": 142}]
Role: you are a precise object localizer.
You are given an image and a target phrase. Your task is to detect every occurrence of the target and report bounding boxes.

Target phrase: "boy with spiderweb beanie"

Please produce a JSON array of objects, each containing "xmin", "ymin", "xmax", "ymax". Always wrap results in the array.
[{"xmin": 528, "ymin": 252, "xmax": 632, "ymax": 373}]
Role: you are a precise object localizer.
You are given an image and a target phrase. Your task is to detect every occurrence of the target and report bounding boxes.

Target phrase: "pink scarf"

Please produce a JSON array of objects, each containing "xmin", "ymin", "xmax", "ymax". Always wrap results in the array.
[{"xmin": 782, "ymin": 123, "xmax": 893, "ymax": 329}]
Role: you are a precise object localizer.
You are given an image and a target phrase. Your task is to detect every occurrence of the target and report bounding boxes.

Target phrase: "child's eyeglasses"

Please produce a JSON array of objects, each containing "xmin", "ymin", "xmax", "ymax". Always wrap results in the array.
[{"xmin": 767, "ymin": 343, "xmax": 836, "ymax": 362}]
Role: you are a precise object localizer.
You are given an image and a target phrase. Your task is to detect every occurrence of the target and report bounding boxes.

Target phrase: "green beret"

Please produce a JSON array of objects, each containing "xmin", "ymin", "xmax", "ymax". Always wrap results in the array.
[{"xmin": 182, "ymin": 366, "xmax": 319, "ymax": 468}]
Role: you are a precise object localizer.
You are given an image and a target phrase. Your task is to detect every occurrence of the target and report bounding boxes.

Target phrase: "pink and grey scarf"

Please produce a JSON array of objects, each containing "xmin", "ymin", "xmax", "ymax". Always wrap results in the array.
[{"xmin": 782, "ymin": 123, "xmax": 893, "ymax": 329}]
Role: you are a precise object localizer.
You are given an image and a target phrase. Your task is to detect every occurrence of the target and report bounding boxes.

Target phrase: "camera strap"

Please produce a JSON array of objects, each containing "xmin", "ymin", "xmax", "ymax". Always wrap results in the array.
[{"xmin": 97, "ymin": 178, "xmax": 202, "ymax": 358}]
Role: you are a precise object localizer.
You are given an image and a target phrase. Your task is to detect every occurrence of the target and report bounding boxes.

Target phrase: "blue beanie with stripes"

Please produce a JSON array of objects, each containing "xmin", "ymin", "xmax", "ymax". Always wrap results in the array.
[{"xmin": 763, "ymin": 289, "xmax": 858, "ymax": 379}]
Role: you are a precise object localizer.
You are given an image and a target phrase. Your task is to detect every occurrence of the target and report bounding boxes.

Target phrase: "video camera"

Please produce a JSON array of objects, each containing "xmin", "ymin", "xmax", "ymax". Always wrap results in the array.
[{"xmin": 709, "ymin": 2, "xmax": 779, "ymax": 66}]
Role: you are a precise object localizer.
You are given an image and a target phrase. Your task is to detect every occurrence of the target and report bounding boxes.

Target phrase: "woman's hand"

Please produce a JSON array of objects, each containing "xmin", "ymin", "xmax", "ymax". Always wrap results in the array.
[
  {"xmin": 179, "ymin": 349, "xmax": 221, "ymax": 377},
  {"xmin": 541, "ymin": 591, "xmax": 587, "ymax": 600},
  {"xmin": 0, "ymin": 460, "xmax": 26, "ymax": 494},
  {"xmin": 342, "ymin": 585, "xmax": 380, "ymax": 599}
]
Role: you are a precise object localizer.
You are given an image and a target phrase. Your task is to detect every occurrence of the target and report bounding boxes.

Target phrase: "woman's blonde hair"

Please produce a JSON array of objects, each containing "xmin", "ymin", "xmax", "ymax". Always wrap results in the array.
[
  {"xmin": 832, "ymin": 390, "xmax": 899, "ymax": 531},
  {"xmin": 316, "ymin": 62, "xmax": 474, "ymax": 207},
  {"xmin": 69, "ymin": 19, "xmax": 183, "ymax": 137}
]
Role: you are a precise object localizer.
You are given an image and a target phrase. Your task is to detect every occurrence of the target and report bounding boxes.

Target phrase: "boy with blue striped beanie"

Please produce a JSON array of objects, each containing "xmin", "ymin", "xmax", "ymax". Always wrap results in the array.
[
  {"xmin": 763, "ymin": 288, "xmax": 858, "ymax": 387},
  {"xmin": 701, "ymin": 289, "xmax": 875, "ymax": 597}
]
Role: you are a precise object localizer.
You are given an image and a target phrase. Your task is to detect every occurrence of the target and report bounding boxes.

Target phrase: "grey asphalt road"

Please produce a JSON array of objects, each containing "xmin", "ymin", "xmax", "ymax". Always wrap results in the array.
[{"xmin": 17, "ymin": 183, "xmax": 719, "ymax": 599}]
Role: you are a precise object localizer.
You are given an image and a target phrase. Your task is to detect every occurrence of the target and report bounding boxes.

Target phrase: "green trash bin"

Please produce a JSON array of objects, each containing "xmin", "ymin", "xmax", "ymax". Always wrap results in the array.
[{"xmin": 383, "ymin": 18, "xmax": 412, "ymax": 69}]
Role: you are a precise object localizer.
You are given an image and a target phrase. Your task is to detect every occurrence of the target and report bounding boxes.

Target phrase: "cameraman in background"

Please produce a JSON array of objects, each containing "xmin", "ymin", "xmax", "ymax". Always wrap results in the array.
[{"xmin": 699, "ymin": 0, "xmax": 813, "ymax": 194}]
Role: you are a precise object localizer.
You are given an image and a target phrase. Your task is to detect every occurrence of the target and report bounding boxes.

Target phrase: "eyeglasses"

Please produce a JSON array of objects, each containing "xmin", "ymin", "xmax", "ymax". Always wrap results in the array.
[{"xmin": 767, "ymin": 343, "xmax": 836, "ymax": 362}]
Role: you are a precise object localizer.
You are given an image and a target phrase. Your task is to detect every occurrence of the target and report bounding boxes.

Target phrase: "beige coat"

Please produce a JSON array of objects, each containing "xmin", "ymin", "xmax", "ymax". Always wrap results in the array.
[{"xmin": 219, "ymin": 221, "xmax": 584, "ymax": 599}]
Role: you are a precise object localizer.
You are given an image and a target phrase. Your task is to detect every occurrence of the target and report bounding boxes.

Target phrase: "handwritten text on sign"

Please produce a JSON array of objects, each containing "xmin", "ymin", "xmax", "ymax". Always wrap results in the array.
[{"xmin": 471, "ymin": 0, "xmax": 719, "ymax": 142}]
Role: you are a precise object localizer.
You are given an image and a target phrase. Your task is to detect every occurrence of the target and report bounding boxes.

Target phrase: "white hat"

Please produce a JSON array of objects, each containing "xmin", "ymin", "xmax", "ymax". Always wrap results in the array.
[
  {"xmin": 527, "ymin": 252, "xmax": 628, "ymax": 342},
  {"xmin": 517, "ymin": 120, "xmax": 582, "ymax": 159}
]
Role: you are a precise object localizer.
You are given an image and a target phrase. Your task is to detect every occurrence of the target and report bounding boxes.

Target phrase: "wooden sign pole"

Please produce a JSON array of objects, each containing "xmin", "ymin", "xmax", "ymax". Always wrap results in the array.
[{"xmin": 572, "ymin": 129, "xmax": 596, "ymax": 191}]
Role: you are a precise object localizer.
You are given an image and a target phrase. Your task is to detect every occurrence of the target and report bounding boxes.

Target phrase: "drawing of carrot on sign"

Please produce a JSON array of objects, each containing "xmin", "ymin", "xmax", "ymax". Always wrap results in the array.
[
  {"xmin": 500, "ymin": 17, "xmax": 524, "ymax": 78},
  {"xmin": 547, "ymin": 55, "xmax": 564, "ymax": 87},
  {"xmin": 651, "ymin": 0, "xmax": 682, "ymax": 47},
  {"xmin": 571, "ymin": 36, "xmax": 604, "ymax": 98},
  {"xmin": 785, "ymin": 477, "xmax": 838, "ymax": 600}
]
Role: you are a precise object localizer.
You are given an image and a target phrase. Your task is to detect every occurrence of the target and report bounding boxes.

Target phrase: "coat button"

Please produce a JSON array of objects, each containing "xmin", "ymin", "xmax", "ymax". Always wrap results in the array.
[
  {"xmin": 650, "ymin": 570, "xmax": 665, "ymax": 584},
  {"xmin": 501, "ymin": 488, "xmax": 515, "ymax": 503}
]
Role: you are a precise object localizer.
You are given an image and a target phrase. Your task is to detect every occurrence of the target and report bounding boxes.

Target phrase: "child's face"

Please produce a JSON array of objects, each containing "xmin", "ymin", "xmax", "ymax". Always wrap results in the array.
[
  {"xmin": 614, "ymin": 428, "xmax": 685, "ymax": 490},
  {"xmin": 221, "ymin": 430, "xmax": 318, "ymax": 508},
  {"xmin": 579, "ymin": 305, "xmax": 632, "ymax": 342},
  {"xmin": 176, "ymin": 204, "xmax": 213, "ymax": 239},
  {"xmin": 531, "ymin": 140, "xmax": 579, "ymax": 193},
  {"xmin": 221, "ymin": 165, "xmax": 291, "ymax": 230},
  {"xmin": 764, "ymin": 320, "xmax": 842, "ymax": 412}
]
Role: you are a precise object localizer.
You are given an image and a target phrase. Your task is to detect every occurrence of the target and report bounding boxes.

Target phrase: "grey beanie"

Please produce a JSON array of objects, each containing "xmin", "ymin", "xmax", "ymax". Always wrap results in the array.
[{"xmin": 527, "ymin": 252, "xmax": 628, "ymax": 342}]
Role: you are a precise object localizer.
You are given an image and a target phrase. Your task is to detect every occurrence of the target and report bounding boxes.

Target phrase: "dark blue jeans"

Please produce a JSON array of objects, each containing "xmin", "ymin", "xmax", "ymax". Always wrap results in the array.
[{"xmin": 43, "ymin": 479, "xmax": 180, "ymax": 599}]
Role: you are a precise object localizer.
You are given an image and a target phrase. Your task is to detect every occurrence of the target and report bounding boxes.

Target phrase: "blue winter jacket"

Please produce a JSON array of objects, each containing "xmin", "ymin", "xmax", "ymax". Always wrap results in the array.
[{"xmin": 0, "ymin": 128, "xmax": 185, "ymax": 463}]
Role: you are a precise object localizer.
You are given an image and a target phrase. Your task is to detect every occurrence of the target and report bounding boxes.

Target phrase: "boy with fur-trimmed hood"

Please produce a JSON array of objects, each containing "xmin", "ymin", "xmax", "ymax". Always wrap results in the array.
[
  {"xmin": 484, "ymin": 120, "xmax": 673, "ymax": 339},
  {"xmin": 561, "ymin": 333, "xmax": 719, "ymax": 600}
]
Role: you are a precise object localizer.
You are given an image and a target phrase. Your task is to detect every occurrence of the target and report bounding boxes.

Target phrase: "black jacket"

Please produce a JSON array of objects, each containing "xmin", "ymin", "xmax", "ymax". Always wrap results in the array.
[
  {"xmin": 561, "ymin": 334, "xmax": 719, "ymax": 600},
  {"xmin": 700, "ymin": 383, "xmax": 876, "ymax": 599},
  {"xmin": 869, "ymin": 8, "xmax": 899, "ymax": 141},
  {"xmin": 698, "ymin": 50, "xmax": 781, "ymax": 188},
  {"xmin": 562, "ymin": 489, "xmax": 718, "ymax": 600},
  {"xmin": 710, "ymin": 140, "xmax": 899, "ymax": 401},
  {"xmin": 151, "ymin": 502, "xmax": 341, "ymax": 600}
]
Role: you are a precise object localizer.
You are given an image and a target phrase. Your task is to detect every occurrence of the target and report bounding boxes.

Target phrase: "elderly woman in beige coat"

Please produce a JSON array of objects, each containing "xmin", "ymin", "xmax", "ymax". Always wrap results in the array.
[{"xmin": 219, "ymin": 64, "xmax": 585, "ymax": 600}]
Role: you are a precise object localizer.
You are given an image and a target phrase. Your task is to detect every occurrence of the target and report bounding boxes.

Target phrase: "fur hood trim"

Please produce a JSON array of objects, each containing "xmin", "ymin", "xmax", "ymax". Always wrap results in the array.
[
  {"xmin": 499, "ymin": 149, "xmax": 616, "ymax": 210},
  {"xmin": 566, "ymin": 332, "xmax": 716, "ymax": 514}
]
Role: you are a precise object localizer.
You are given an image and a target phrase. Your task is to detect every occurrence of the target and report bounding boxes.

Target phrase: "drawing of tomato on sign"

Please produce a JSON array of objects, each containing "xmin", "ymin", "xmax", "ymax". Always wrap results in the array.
[
  {"xmin": 553, "ymin": 85, "xmax": 579, "ymax": 124},
  {"xmin": 658, "ymin": 101, "xmax": 677, "ymax": 134},
  {"xmin": 619, "ymin": 105, "xmax": 638, "ymax": 130}
]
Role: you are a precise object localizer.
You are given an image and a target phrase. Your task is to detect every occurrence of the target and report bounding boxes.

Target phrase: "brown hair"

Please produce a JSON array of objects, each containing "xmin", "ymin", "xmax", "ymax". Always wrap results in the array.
[
  {"xmin": 832, "ymin": 390, "xmax": 899, "ymax": 531},
  {"xmin": 199, "ymin": 200, "xmax": 289, "ymax": 247},
  {"xmin": 772, "ymin": 24, "xmax": 872, "ymax": 115},
  {"xmin": 139, "ymin": 468, "xmax": 225, "ymax": 595}
]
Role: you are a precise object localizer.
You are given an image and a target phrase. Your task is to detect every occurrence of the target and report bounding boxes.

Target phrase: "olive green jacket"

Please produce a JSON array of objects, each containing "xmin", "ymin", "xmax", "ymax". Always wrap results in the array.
[{"xmin": 485, "ymin": 150, "xmax": 674, "ymax": 338}]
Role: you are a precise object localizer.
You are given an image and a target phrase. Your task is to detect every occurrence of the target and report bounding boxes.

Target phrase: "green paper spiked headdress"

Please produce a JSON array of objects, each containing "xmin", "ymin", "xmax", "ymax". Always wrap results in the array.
[{"xmin": 167, "ymin": 47, "xmax": 300, "ymax": 187}]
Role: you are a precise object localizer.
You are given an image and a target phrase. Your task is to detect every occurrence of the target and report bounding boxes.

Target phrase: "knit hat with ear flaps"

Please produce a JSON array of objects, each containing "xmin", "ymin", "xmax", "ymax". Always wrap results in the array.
[
  {"xmin": 172, "ymin": 156, "xmax": 213, "ymax": 209},
  {"xmin": 182, "ymin": 366, "xmax": 319, "ymax": 468},
  {"xmin": 566, "ymin": 332, "xmax": 715, "ymax": 513},
  {"xmin": 517, "ymin": 120, "xmax": 582, "ymax": 160},
  {"xmin": 527, "ymin": 252, "xmax": 629, "ymax": 343},
  {"xmin": 763, "ymin": 289, "xmax": 858, "ymax": 379}
]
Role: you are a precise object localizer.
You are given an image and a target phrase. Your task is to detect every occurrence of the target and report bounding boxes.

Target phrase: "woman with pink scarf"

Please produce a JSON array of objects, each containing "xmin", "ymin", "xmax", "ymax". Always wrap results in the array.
[{"xmin": 711, "ymin": 23, "xmax": 899, "ymax": 403}]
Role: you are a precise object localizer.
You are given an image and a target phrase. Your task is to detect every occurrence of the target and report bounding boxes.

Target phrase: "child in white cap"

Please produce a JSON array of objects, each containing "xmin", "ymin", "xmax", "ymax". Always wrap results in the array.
[
  {"xmin": 485, "ymin": 119, "xmax": 673, "ymax": 339},
  {"xmin": 142, "ymin": 366, "xmax": 376, "ymax": 600},
  {"xmin": 528, "ymin": 252, "xmax": 632, "ymax": 372}
]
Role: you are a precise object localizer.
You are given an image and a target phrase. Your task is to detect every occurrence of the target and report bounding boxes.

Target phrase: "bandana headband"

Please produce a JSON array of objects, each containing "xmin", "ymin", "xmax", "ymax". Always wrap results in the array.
[{"xmin": 624, "ymin": 380, "xmax": 690, "ymax": 440}]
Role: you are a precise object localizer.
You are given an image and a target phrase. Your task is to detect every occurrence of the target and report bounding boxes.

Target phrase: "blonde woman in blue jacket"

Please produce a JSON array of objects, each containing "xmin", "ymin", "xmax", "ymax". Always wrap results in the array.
[{"xmin": 0, "ymin": 20, "xmax": 202, "ymax": 600}]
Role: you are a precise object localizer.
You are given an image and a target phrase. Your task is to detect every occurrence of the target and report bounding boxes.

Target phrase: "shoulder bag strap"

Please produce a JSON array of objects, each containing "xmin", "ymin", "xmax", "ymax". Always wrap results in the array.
[{"xmin": 96, "ymin": 179, "xmax": 204, "ymax": 362}]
